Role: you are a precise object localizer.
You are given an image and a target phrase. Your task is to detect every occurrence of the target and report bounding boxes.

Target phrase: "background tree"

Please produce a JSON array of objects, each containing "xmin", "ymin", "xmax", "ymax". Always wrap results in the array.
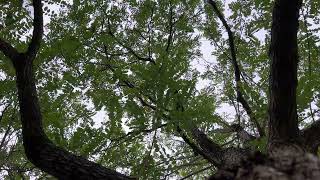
[{"xmin": 0, "ymin": 0, "xmax": 320, "ymax": 179}]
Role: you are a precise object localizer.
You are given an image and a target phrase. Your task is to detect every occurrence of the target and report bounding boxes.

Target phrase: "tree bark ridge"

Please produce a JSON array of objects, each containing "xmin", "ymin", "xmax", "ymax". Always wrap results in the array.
[{"xmin": 268, "ymin": 0, "xmax": 302, "ymax": 148}]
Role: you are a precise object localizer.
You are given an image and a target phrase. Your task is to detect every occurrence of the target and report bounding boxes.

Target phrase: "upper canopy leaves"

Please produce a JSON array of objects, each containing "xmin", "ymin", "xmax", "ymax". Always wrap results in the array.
[{"xmin": 0, "ymin": 0, "xmax": 320, "ymax": 179}]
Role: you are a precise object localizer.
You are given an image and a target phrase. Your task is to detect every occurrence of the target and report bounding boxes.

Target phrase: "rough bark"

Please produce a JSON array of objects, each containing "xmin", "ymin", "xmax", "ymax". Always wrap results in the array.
[
  {"xmin": 208, "ymin": 0, "xmax": 320, "ymax": 179},
  {"xmin": 190, "ymin": 128, "xmax": 249, "ymax": 170},
  {"xmin": 0, "ymin": 0, "xmax": 135, "ymax": 179},
  {"xmin": 210, "ymin": 150, "xmax": 320, "ymax": 180},
  {"xmin": 178, "ymin": 126, "xmax": 250, "ymax": 173},
  {"xmin": 268, "ymin": 0, "xmax": 302, "ymax": 148}
]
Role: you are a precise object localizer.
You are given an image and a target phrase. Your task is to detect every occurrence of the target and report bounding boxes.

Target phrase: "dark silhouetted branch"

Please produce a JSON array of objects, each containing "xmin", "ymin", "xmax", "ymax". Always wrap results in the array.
[
  {"xmin": 0, "ymin": 103, "xmax": 10, "ymax": 124},
  {"xmin": 166, "ymin": 3, "xmax": 174, "ymax": 52},
  {"xmin": 177, "ymin": 126, "xmax": 221, "ymax": 167},
  {"xmin": 111, "ymin": 123, "xmax": 167, "ymax": 142},
  {"xmin": 0, "ymin": 107, "xmax": 15, "ymax": 151},
  {"xmin": 106, "ymin": 20, "xmax": 155, "ymax": 64},
  {"xmin": 207, "ymin": 0, "xmax": 264, "ymax": 137},
  {"xmin": 0, "ymin": 0, "xmax": 136, "ymax": 179},
  {"xmin": 26, "ymin": 0, "xmax": 43, "ymax": 60},
  {"xmin": 0, "ymin": 39, "xmax": 19, "ymax": 61}
]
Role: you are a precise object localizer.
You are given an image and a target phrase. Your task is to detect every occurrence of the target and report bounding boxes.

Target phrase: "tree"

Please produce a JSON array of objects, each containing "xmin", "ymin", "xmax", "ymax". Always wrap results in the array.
[{"xmin": 0, "ymin": 0, "xmax": 320, "ymax": 179}]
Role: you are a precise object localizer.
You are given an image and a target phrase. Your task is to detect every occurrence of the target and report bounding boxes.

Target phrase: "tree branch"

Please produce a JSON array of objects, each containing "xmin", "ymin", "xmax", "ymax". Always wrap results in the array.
[
  {"xmin": 166, "ymin": 3, "xmax": 174, "ymax": 52},
  {"xmin": 176, "ymin": 126, "xmax": 220, "ymax": 166},
  {"xmin": 0, "ymin": 0, "xmax": 136, "ymax": 179},
  {"xmin": 229, "ymin": 124, "xmax": 256, "ymax": 142},
  {"xmin": 26, "ymin": 0, "xmax": 43, "ymax": 60},
  {"xmin": 0, "ymin": 107, "xmax": 15, "ymax": 151},
  {"xmin": 207, "ymin": 0, "xmax": 264, "ymax": 137},
  {"xmin": 0, "ymin": 0, "xmax": 43, "ymax": 64},
  {"xmin": 106, "ymin": 20, "xmax": 155, "ymax": 64},
  {"xmin": 0, "ymin": 39, "xmax": 19, "ymax": 61},
  {"xmin": 188, "ymin": 127, "xmax": 223, "ymax": 166},
  {"xmin": 188, "ymin": 128, "xmax": 249, "ymax": 169},
  {"xmin": 0, "ymin": 103, "xmax": 10, "ymax": 124},
  {"xmin": 135, "ymin": 94, "xmax": 226, "ymax": 167}
]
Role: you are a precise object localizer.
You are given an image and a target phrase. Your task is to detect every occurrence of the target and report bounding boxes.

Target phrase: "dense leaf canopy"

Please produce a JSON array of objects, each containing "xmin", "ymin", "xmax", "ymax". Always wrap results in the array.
[{"xmin": 0, "ymin": 0, "xmax": 320, "ymax": 179}]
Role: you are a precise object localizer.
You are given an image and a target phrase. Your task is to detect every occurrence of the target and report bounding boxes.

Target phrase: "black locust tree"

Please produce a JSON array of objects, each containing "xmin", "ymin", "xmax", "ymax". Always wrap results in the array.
[{"xmin": 0, "ymin": 0, "xmax": 320, "ymax": 179}]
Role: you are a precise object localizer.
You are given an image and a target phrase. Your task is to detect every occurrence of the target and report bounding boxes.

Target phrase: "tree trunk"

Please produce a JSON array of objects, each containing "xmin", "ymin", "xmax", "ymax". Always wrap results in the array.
[
  {"xmin": 209, "ymin": 0, "xmax": 320, "ymax": 179},
  {"xmin": 268, "ymin": 0, "xmax": 301, "ymax": 149}
]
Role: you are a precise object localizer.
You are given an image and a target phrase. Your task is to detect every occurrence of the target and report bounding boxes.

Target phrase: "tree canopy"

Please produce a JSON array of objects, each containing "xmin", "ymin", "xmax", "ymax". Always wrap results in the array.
[{"xmin": 0, "ymin": 0, "xmax": 320, "ymax": 179}]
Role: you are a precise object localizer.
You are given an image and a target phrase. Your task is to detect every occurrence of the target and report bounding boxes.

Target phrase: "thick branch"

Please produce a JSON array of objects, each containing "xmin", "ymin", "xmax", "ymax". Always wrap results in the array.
[
  {"xmin": 229, "ymin": 124, "xmax": 256, "ymax": 142},
  {"xmin": 166, "ymin": 4, "xmax": 174, "ymax": 52},
  {"xmin": 177, "ymin": 126, "xmax": 222, "ymax": 166},
  {"xmin": 190, "ymin": 128, "xmax": 249, "ymax": 169},
  {"xmin": 26, "ymin": 0, "xmax": 43, "ymax": 60},
  {"xmin": 268, "ymin": 0, "xmax": 302, "ymax": 147},
  {"xmin": 207, "ymin": 0, "xmax": 264, "ymax": 137},
  {"xmin": 214, "ymin": 118, "xmax": 256, "ymax": 143},
  {"xmin": 0, "ymin": 0, "xmax": 42, "ymax": 63},
  {"xmin": 0, "ymin": 0, "xmax": 136, "ymax": 179},
  {"xmin": 16, "ymin": 53, "xmax": 134, "ymax": 180},
  {"xmin": 190, "ymin": 128, "xmax": 223, "ymax": 166},
  {"xmin": 133, "ymin": 85, "xmax": 249, "ymax": 169},
  {"xmin": 137, "ymin": 97, "xmax": 226, "ymax": 167},
  {"xmin": 0, "ymin": 39, "xmax": 19, "ymax": 61}
]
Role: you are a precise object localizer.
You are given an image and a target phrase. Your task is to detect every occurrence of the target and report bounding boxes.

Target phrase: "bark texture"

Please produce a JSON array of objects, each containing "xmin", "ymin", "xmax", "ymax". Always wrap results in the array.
[
  {"xmin": 207, "ymin": 0, "xmax": 320, "ymax": 179},
  {"xmin": 210, "ymin": 150, "xmax": 320, "ymax": 180},
  {"xmin": 268, "ymin": 0, "xmax": 302, "ymax": 147}
]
